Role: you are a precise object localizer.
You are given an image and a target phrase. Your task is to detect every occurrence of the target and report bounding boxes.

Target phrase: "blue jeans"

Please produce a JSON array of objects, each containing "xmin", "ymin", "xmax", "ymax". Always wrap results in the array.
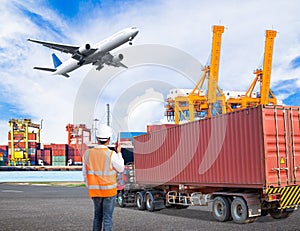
[{"xmin": 92, "ymin": 196, "xmax": 116, "ymax": 231}]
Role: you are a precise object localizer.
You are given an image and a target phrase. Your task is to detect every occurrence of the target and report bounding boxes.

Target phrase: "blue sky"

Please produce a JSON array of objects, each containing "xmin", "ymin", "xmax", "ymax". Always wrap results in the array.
[{"xmin": 0, "ymin": 0, "xmax": 300, "ymax": 143}]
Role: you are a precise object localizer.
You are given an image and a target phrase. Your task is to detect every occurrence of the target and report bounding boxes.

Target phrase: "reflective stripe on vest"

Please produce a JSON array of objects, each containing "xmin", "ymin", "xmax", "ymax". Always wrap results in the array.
[
  {"xmin": 88, "ymin": 184, "xmax": 117, "ymax": 190},
  {"xmin": 84, "ymin": 148, "xmax": 117, "ymax": 197},
  {"xmin": 86, "ymin": 170, "xmax": 116, "ymax": 176}
]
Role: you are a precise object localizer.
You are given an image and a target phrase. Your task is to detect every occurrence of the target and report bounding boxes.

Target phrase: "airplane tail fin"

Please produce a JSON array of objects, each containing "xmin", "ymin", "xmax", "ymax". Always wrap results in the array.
[
  {"xmin": 33, "ymin": 54, "xmax": 69, "ymax": 78},
  {"xmin": 33, "ymin": 66, "xmax": 70, "ymax": 78},
  {"xmin": 52, "ymin": 53, "xmax": 62, "ymax": 68}
]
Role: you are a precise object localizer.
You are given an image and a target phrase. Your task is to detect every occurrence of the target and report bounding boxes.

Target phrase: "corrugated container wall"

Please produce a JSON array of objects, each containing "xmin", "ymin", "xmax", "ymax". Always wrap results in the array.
[
  {"xmin": 68, "ymin": 144, "xmax": 88, "ymax": 164},
  {"xmin": 134, "ymin": 106, "xmax": 300, "ymax": 189},
  {"xmin": 146, "ymin": 124, "xmax": 177, "ymax": 132}
]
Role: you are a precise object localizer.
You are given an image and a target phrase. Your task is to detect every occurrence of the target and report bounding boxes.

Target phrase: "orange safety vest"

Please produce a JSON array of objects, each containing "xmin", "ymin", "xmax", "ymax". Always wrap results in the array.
[{"xmin": 84, "ymin": 147, "xmax": 117, "ymax": 197}]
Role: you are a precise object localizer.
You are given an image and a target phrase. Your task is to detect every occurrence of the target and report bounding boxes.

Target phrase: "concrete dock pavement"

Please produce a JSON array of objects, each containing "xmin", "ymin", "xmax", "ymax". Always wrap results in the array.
[
  {"xmin": 0, "ymin": 184, "xmax": 299, "ymax": 230},
  {"xmin": 0, "ymin": 183, "xmax": 92, "ymax": 230}
]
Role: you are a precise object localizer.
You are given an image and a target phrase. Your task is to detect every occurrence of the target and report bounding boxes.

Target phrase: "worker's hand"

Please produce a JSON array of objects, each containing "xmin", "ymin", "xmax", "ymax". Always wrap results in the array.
[{"xmin": 116, "ymin": 142, "xmax": 121, "ymax": 153}]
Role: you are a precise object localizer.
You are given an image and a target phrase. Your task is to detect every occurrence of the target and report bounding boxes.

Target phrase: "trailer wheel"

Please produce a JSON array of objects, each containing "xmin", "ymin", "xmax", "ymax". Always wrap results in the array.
[
  {"xmin": 136, "ymin": 192, "xmax": 146, "ymax": 210},
  {"xmin": 145, "ymin": 193, "xmax": 155, "ymax": 212},
  {"xmin": 270, "ymin": 209, "xmax": 293, "ymax": 219},
  {"xmin": 212, "ymin": 196, "xmax": 231, "ymax": 222},
  {"xmin": 231, "ymin": 197, "xmax": 250, "ymax": 224},
  {"xmin": 261, "ymin": 209, "xmax": 268, "ymax": 216},
  {"xmin": 117, "ymin": 192, "xmax": 126, "ymax": 208}
]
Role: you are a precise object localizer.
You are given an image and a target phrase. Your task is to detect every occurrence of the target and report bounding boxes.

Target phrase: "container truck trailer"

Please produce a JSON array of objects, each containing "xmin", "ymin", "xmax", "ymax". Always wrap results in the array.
[{"xmin": 116, "ymin": 105, "xmax": 300, "ymax": 224}]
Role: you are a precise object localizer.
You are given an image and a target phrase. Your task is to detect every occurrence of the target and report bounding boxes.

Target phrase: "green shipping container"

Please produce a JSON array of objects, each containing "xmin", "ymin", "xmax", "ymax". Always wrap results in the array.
[
  {"xmin": 52, "ymin": 162, "xmax": 66, "ymax": 166},
  {"xmin": 52, "ymin": 156, "xmax": 66, "ymax": 166},
  {"xmin": 52, "ymin": 156, "xmax": 66, "ymax": 162}
]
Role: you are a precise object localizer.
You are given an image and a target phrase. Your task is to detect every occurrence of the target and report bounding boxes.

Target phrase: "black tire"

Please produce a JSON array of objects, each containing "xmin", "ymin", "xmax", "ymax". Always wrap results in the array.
[
  {"xmin": 231, "ymin": 197, "xmax": 250, "ymax": 224},
  {"xmin": 136, "ymin": 192, "xmax": 146, "ymax": 210},
  {"xmin": 145, "ymin": 193, "xmax": 155, "ymax": 212},
  {"xmin": 117, "ymin": 192, "xmax": 126, "ymax": 208},
  {"xmin": 212, "ymin": 196, "xmax": 231, "ymax": 222},
  {"xmin": 261, "ymin": 209, "xmax": 268, "ymax": 216},
  {"xmin": 270, "ymin": 209, "xmax": 293, "ymax": 219}
]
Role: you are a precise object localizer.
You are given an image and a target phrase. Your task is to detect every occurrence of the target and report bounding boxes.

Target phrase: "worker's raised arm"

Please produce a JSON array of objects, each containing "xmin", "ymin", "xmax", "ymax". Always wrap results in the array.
[{"xmin": 111, "ymin": 151, "xmax": 124, "ymax": 173}]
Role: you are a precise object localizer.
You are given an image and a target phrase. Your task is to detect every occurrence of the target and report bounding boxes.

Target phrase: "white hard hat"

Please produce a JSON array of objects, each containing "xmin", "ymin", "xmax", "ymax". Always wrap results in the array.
[{"xmin": 96, "ymin": 124, "xmax": 113, "ymax": 140}]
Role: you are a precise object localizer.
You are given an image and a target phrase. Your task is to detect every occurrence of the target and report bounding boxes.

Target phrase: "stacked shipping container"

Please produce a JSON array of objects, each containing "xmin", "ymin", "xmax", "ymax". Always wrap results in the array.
[
  {"xmin": 0, "ymin": 145, "xmax": 8, "ymax": 166},
  {"xmin": 51, "ymin": 144, "xmax": 67, "ymax": 166},
  {"xmin": 67, "ymin": 144, "xmax": 87, "ymax": 165},
  {"xmin": 36, "ymin": 149, "xmax": 52, "ymax": 165},
  {"xmin": 0, "ymin": 143, "xmax": 88, "ymax": 166}
]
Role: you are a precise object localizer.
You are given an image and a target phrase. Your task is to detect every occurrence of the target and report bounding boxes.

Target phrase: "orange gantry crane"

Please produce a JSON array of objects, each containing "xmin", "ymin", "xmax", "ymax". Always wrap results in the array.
[
  {"xmin": 165, "ymin": 27, "xmax": 278, "ymax": 124},
  {"xmin": 226, "ymin": 30, "xmax": 277, "ymax": 111},
  {"xmin": 66, "ymin": 124, "xmax": 91, "ymax": 145},
  {"xmin": 165, "ymin": 25, "xmax": 226, "ymax": 124}
]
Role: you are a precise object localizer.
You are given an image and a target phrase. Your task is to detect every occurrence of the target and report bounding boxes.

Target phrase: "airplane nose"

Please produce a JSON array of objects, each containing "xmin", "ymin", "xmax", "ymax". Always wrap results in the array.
[
  {"xmin": 131, "ymin": 27, "xmax": 139, "ymax": 37},
  {"xmin": 133, "ymin": 30, "xmax": 139, "ymax": 37}
]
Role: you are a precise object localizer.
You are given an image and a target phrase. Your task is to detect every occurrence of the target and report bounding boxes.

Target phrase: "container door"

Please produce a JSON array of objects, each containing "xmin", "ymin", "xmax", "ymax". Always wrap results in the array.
[{"xmin": 263, "ymin": 106, "xmax": 300, "ymax": 187}]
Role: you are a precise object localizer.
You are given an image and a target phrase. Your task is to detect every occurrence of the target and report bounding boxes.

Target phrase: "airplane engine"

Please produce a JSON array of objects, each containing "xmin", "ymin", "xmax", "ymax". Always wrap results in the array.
[
  {"xmin": 78, "ymin": 44, "xmax": 91, "ymax": 54},
  {"xmin": 112, "ymin": 54, "xmax": 124, "ymax": 62}
]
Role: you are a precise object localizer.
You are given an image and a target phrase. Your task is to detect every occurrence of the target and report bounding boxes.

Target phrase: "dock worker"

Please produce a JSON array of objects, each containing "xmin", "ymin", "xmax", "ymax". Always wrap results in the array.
[{"xmin": 83, "ymin": 124, "xmax": 124, "ymax": 231}]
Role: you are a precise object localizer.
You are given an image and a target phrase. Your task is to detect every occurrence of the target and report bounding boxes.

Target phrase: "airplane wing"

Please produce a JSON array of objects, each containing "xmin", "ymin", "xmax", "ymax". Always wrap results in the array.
[
  {"xmin": 93, "ymin": 52, "xmax": 127, "ymax": 70},
  {"xmin": 28, "ymin": 39, "xmax": 79, "ymax": 54},
  {"xmin": 27, "ymin": 39, "xmax": 97, "ymax": 60}
]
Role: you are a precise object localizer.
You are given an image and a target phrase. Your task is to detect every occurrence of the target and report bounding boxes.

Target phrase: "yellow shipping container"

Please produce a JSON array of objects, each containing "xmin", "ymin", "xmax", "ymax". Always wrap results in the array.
[{"xmin": 15, "ymin": 151, "xmax": 24, "ymax": 159}]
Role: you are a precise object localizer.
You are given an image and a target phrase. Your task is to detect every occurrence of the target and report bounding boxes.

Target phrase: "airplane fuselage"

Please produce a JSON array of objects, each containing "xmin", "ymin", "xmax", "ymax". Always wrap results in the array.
[{"xmin": 54, "ymin": 27, "xmax": 139, "ymax": 76}]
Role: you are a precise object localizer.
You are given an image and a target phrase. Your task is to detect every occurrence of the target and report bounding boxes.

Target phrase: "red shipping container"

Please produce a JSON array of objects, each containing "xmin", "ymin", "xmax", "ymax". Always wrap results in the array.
[
  {"xmin": 51, "ymin": 144, "xmax": 67, "ymax": 156},
  {"xmin": 43, "ymin": 150, "xmax": 51, "ymax": 165},
  {"xmin": 44, "ymin": 144, "xmax": 52, "ymax": 149},
  {"xmin": 51, "ymin": 144, "xmax": 67, "ymax": 150},
  {"xmin": 68, "ymin": 144, "xmax": 86, "ymax": 157},
  {"xmin": 52, "ymin": 150, "xmax": 66, "ymax": 156},
  {"xmin": 8, "ymin": 133, "xmax": 37, "ymax": 141},
  {"xmin": 120, "ymin": 138, "xmax": 132, "ymax": 142},
  {"xmin": 73, "ymin": 156, "xmax": 82, "ymax": 162},
  {"xmin": 134, "ymin": 106, "xmax": 300, "ymax": 189},
  {"xmin": 146, "ymin": 124, "xmax": 178, "ymax": 132},
  {"xmin": 8, "ymin": 142, "xmax": 38, "ymax": 149},
  {"xmin": 36, "ymin": 149, "xmax": 52, "ymax": 165},
  {"xmin": 0, "ymin": 145, "xmax": 8, "ymax": 152}
]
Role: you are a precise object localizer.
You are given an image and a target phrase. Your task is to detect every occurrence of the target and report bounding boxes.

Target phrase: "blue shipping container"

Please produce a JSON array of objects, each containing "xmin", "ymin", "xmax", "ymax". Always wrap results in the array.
[{"xmin": 119, "ymin": 132, "xmax": 146, "ymax": 139}]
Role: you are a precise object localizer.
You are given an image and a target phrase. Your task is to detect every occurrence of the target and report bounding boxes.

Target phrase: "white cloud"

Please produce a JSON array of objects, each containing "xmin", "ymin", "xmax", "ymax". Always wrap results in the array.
[
  {"xmin": 0, "ymin": 0, "xmax": 300, "ymax": 144},
  {"xmin": 0, "ymin": 120, "xmax": 10, "ymax": 143}
]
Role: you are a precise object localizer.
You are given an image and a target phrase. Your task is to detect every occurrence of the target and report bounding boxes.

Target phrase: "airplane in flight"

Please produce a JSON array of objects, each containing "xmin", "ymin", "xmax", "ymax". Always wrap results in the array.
[{"xmin": 28, "ymin": 26, "xmax": 139, "ymax": 77}]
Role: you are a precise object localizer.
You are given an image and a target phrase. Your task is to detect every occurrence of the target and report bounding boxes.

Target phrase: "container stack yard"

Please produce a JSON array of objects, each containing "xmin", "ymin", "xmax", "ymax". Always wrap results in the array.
[{"xmin": 0, "ymin": 122, "xmax": 90, "ymax": 168}]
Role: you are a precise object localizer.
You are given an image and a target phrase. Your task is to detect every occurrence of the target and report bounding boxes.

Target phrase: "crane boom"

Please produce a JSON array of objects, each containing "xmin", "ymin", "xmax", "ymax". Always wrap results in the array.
[
  {"xmin": 208, "ymin": 25, "xmax": 225, "ymax": 104},
  {"xmin": 261, "ymin": 30, "xmax": 277, "ymax": 104}
]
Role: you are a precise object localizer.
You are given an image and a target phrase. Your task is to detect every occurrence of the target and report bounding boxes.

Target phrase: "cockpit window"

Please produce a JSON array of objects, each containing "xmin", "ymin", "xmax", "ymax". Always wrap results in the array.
[{"xmin": 131, "ymin": 27, "xmax": 137, "ymax": 29}]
